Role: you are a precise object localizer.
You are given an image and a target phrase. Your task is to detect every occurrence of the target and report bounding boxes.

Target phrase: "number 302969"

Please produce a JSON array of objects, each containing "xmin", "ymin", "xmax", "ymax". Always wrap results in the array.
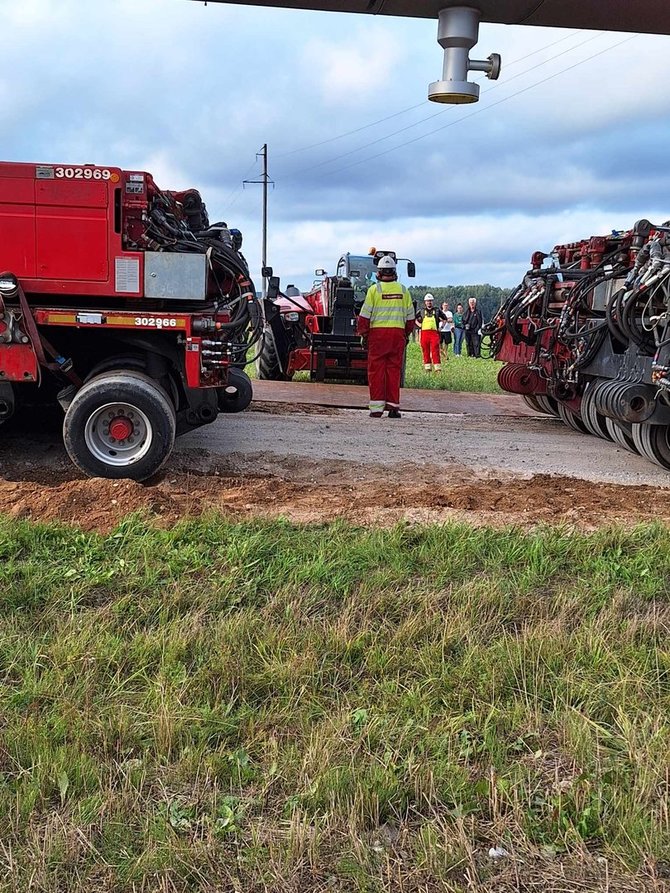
[{"xmin": 55, "ymin": 167, "xmax": 112, "ymax": 180}]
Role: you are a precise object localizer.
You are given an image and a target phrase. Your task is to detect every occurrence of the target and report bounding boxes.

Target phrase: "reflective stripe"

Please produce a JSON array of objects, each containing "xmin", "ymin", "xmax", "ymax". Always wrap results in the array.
[
  {"xmin": 365, "ymin": 309, "xmax": 408, "ymax": 320},
  {"xmin": 361, "ymin": 281, "xmax": 415, "ymax": 330},
  {"xmin": 369, "ymin": 400, "xmax": 385, "ymax": 412}
]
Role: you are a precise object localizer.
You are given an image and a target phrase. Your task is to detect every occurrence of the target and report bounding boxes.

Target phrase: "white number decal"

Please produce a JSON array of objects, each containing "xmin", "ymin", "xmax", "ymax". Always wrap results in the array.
[
  {"xmin": 55, "ymin": 166, "xmax": 112, "ymax": 180},
  {"xmin": 134, "ymin": 317, "xmax": 178, "ymax": 329}
]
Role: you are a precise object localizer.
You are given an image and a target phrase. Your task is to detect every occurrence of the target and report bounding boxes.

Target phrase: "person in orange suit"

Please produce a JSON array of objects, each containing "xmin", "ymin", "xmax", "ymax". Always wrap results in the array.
[
  {"xmin": 357, "ymin": 255, "xmax": 416, "ymax": 418},
  {"xmin": 416, "ymin": 294, "xmax": 448, "ymax": 372}
]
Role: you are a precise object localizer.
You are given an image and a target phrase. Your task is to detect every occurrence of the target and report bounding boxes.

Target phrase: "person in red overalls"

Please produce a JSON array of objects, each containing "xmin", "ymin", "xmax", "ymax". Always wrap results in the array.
[
  {"xmin": 357, "ymin": 255, "xmax": 416, "ymax": 418},
  {"xmin": 416, "ymin": 294, "xmax": 449, "ymax": 372}
]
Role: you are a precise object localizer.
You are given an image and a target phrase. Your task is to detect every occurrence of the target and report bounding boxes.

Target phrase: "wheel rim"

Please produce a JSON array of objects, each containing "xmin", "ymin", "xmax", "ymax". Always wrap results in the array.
[{"xmin": 84, "ymin": 402, "xmax": 153, "ymax": 467}]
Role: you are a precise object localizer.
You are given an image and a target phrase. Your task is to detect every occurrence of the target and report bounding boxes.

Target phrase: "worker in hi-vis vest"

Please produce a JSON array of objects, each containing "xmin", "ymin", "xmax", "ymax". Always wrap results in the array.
[
  {"xmin": 357, "ymin": 255, "xmax": 416, "ymax": 418},
  {"xmin": 415, "ymin": 294, "xmax": 449, "ymax": 372}
]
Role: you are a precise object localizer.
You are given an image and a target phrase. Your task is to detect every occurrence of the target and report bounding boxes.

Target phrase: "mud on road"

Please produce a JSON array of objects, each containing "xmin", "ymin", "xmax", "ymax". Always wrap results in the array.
[{"xmin": 2, "ymin": 405, "xmax": 670, "ymax": 533}]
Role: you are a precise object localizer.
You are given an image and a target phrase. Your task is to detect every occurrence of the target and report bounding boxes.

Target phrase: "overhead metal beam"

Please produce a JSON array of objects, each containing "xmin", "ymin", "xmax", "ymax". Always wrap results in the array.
[
  {"xmin": 194, "ymin": 1, "xmax": 670, "ymax": 36},
  {"xmin": 195, "ymin": 1, "xmax": 669, "ymax": 104}
]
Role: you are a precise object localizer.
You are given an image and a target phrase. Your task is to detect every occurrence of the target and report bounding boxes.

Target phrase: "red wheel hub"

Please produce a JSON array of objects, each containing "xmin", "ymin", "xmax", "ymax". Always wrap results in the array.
[{"xmin": 109, "ymin": 416, "xmax": 133, "ymax": 441}]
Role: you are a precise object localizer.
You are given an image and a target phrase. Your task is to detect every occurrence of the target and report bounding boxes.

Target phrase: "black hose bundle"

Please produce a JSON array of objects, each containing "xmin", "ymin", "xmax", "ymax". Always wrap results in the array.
[{"xmin": 142, "ymin": 190, "xmax": 261, "ymax": 360}]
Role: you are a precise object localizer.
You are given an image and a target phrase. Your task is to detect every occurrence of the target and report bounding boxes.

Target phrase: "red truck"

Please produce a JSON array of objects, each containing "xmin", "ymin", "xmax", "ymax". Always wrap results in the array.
[{"xmin": 0, "ymin": 161, "xmax": 259, "ymax": 480}]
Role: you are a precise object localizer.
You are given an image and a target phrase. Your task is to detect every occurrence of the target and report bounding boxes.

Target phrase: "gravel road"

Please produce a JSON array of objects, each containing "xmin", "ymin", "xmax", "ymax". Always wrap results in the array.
[{"xmin": 177, "ymin": 407, "xmax": 670, "ymax": 487}]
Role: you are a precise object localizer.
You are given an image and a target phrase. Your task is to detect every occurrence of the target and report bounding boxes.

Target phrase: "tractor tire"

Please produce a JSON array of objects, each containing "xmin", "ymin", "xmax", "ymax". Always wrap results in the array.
[
  {"xmin": 63, "ymin": 370, "xmax": 176, "ymax": 481},
  {"xmin": 218, "ymin": 368, "xmax": 253, "ymax": 413},
  {"xmin": 556, "ymin": 402, "xmax": 590, "ymax": 435},
  {"xmin": 522, "ymin": 394, "xmax": 548, "ymax": 414},
  {"xmin": 256, "ymin": 327, "xmax": 291, "ymax": 381}
]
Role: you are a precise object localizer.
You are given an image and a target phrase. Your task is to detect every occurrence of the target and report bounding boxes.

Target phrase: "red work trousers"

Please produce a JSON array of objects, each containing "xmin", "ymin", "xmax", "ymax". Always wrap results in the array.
[
  {"xmin": 421, "ymin": 329, "xmax": 441, "ymax": 366},
  {"xmin": 367, "ymin": 327, "xmax": 406, "ymax": 413}
]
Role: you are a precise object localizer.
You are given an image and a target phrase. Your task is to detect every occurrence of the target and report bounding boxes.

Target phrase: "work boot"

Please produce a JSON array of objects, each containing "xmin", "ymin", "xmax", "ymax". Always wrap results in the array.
[
  {"xmin": 369, "ymin": 411, "xmax": 383, "ymax": 418},
  {"xmin": 388, "ymin": 409, "xmax": 401, "ymax": 419},
  {"xmin": 434, "ymin": 365, "xmax": 442, "ymax": 372},
  {"xmin": 423, "ymin": 363, "xmax": 431, "ymax": 371}
]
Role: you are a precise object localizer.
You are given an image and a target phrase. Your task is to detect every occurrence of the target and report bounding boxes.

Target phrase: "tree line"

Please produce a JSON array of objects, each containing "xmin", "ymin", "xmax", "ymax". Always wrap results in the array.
[{"xmin": 408, "ymin": 285, "xmax": 512, "ymax": 322}]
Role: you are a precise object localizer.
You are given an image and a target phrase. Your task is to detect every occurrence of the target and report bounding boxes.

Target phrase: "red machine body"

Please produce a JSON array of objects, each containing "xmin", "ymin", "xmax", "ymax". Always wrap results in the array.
[
  {"xmin": 260, "ymin": 250, "xmax": 415, "ymax": 383},
  {"xmin": 0, "ymin": 160, "xmax": 258, "ymax": 480},
  {"xmin": 0, "ymin": 161, "xmax": 147, "ymax": 298}
]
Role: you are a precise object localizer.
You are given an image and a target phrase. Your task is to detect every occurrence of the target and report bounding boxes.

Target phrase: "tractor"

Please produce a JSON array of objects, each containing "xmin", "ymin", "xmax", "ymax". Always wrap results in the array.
[{"xmin": 259, "ymin": 249, "xmax": 415, "ymax": 383}]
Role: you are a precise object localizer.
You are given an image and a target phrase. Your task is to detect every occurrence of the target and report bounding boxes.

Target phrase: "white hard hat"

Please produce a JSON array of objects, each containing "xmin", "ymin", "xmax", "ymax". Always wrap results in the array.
[
  {"xmin": 377, "ymin": 255, "xmax": 397, "ymax": 272},
  {"xmin": 424, "ymin": 293, "xmax": 434, "ymax": 303}
]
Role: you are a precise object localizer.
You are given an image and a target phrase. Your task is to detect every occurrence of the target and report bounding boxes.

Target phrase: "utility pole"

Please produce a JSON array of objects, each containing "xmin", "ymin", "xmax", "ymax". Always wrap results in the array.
[{"xmin": 244, "ymin": 144, "xmax": 274, "ymax": 298}]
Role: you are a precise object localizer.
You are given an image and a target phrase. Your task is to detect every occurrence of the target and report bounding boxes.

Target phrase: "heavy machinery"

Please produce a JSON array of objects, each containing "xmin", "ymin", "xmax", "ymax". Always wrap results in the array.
[
  {"xmin": 0, "ymin": 160, "xmax": 260, "ymax": 480},
  {"xmin": 258, "ymin": 249, "xmax": 415, "ymax": 383},
  {"xmin": 486, "ymin": 218, "xmax": 670, "ymax": 469}
]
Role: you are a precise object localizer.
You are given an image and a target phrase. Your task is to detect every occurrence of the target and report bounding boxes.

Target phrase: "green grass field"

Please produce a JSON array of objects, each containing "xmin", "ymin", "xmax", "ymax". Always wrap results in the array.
[
  {"xmin": 1, "ymin": 514, "xmax": 669, "ymax": 891},
  {"xmin": 404, "ymin": 341, "xmax": 502, "ymax": 392},
  {"xmin": 252, "ymin": 341, "xmax": 502, "ymax": 394}
]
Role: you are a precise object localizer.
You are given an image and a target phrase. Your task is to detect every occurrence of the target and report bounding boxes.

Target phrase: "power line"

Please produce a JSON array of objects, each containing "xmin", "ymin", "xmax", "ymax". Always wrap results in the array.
[
  {"xmin": 319, "ymin": 34, "xmax": 636, "ymax": 178},
  {"xmin": 273, "ymin": 28, "xmax": 582, "ymax": 161},
  {"xmin": 218, "ymin": 157, "xmax": 260, "ymax": 217},
  {"xmin": 284, "ymin": 30, "xmax": 605, "ymax": 177}
]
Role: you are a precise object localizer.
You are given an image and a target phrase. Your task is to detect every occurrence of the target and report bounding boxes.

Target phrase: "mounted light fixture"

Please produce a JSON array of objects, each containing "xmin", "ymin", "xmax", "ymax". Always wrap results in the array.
[{"xmin": 428, "ymin": 6, "xmax": 501, "ymax": 104}]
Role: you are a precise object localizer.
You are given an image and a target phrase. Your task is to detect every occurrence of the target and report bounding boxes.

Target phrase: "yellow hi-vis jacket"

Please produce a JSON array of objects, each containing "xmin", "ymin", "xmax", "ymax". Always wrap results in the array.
[
  {"xmin": 358, "ymin": 281, "xmax": 415, "ymax": 331},
  {"xmin": 421, "ymin": 314, "xmax": 438, "ymax": 331}
]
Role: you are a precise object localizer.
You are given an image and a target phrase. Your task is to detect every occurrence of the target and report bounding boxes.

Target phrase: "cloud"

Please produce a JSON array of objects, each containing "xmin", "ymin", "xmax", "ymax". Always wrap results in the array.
[
  {"xmin": 301, "ymin": 23, "xmax": 405, "ymax": 104},
  {"xmin": 1, "ymin": 1, "xmax": 670, "ymax": 288}
]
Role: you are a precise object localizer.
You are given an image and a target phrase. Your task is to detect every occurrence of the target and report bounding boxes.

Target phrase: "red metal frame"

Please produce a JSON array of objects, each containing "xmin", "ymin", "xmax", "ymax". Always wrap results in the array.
[
  {"xmin": 0, "ymin": 161, "xmax": 150, "ymax": 298},
  {"xmin": 0, "ymin": 160, "xmax": 240, "ymax": 392}
]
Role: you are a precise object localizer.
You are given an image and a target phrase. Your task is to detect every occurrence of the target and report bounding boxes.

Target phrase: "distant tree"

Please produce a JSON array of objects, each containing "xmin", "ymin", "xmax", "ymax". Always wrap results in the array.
[{"xmin": 409, "ymin": 284, "xmax": 513, "ymax": 323}]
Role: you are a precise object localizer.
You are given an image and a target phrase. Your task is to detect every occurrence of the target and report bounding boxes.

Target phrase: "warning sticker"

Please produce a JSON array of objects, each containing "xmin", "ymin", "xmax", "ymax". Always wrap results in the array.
[
  {"xmin": 36, "ymin": 166, "xmax": 55, "ymax": 179},
  {"xmin": 115, "ymin": 258, "xmax": 140, "ymax": 294}
]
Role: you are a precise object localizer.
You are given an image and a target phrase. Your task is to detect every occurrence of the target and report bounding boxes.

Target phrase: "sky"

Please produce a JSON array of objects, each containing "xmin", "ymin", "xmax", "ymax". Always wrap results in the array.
[{"xmin": 2, "ymin": 0, "xmax": 670, "ymax": 289}]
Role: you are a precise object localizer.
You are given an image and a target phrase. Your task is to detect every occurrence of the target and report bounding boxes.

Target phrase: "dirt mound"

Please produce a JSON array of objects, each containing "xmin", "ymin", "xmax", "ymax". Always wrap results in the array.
[{"xmin": 1, "ymin": 461, "xmax": 669, "ymax": 533}]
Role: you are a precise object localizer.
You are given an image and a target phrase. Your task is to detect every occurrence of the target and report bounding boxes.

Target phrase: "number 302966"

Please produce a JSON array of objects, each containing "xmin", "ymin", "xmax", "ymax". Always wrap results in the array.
[
  {"xmin": 55, "ymin": 167, "xmax": 112, "ymax": 180},
  {"xmin": 134, "ymin": 317, "xmax": 178, "ymax": 329}
]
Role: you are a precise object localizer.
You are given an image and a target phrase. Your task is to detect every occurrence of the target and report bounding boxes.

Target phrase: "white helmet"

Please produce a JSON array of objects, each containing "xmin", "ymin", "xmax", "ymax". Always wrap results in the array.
[
  {"xmin": 377, "ymin": 255, "xmax": 397, "ymax": 272},
  {"xmin": 424, "ymin": 293, "xmax": 434, "ymax": 304}
]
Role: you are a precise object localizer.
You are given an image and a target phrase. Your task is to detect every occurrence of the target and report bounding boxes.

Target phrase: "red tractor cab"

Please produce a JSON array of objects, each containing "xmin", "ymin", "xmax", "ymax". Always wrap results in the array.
[{"xmin": 259, "ymin": 249, "xmax": 415, "ymax": 383}]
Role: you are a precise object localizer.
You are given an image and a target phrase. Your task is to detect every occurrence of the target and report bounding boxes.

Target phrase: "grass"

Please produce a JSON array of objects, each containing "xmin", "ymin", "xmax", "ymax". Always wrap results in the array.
[
  {"xmin": 403, "ymin": 341, "xmax": 502, "ymax": 393},
  {"xmin": 250, "ymin": 342, "xmax": 503, "ymax": 394},
  {"xmin": 0, "ymin": 514, "xmax": 669, "ymax": 891}
]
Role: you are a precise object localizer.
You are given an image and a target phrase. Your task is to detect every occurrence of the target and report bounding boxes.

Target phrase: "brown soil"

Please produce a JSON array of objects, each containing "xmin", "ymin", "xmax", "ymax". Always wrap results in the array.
[{"xmin": 1, "ymin": 451, "xmax": 668, "ymax": 534}]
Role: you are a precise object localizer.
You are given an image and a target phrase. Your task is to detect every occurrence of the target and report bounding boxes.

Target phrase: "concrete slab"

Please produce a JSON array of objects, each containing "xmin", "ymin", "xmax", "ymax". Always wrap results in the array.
[{"xmin": 252, "ymin": 379, "xmax": 535, "ymax": 417}]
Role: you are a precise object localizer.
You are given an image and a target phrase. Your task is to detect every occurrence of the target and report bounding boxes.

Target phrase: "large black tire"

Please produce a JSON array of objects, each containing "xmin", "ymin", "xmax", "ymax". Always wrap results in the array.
[
  {"xmin": 256, "ymin": 326, "xmax": 291, "ymax": 381},
  {"xmin": 218, "ymin": 368, "xmax": 253, "ymax": 413},
  {"xmin": 63, "ymin": 371, "xmax": 176, "ymax": 481},
  {"xmin": 522, "ymin": 394, "xmax": 549, "ymax": 414}
]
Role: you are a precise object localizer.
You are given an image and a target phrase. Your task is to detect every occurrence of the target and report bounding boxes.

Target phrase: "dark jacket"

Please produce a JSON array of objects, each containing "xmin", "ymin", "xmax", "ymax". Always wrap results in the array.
[{"xmin": 462, "ymin": 306, "xmax": 483, "ymax": 332}]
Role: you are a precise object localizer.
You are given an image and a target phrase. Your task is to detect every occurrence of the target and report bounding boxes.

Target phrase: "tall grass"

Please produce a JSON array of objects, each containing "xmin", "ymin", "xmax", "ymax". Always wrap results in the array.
[{"xmin": 0, "ymin": 515, "xmax": 668, "ymax": 891}]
